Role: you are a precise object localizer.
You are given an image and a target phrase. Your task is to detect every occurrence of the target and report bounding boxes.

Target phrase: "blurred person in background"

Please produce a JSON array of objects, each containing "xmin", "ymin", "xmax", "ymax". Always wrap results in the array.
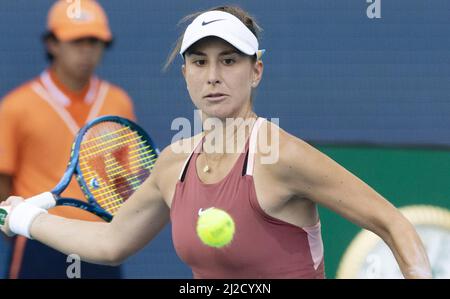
[{"xmin": 0, "ymin": 0, "xmax": 136, "ymax": 278}]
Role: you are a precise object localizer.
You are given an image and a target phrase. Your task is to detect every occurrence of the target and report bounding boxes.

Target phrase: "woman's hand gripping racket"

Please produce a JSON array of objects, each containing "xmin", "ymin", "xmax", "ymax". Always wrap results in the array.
[{"xmin": 0, "ymin": 115, "xmax": 159, "ymax": 225}]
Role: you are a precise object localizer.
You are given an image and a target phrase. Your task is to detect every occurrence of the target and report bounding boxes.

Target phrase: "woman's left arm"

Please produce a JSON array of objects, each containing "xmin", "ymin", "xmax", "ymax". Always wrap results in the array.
[{"xmin": 278, "ymin": 136, "xmax": 431, "ymax": 279}]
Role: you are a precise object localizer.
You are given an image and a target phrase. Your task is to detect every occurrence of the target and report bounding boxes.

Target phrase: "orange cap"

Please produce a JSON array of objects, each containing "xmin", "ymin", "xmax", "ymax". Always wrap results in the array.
[{"xmin": 47, "ymin": 0, "xmax": 112, "ymax": 42}]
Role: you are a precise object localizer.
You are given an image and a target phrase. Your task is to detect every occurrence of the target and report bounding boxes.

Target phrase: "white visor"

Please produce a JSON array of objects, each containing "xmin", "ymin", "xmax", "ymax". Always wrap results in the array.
[{"xmin": 180, "ymin": 11, "xmax": 259, "ymax": 57}]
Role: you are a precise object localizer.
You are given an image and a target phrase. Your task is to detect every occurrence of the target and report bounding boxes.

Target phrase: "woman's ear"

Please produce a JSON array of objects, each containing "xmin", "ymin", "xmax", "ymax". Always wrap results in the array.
[{"xmin": 252, "ymin": 60, "xmax": 264, "ymax": 87}]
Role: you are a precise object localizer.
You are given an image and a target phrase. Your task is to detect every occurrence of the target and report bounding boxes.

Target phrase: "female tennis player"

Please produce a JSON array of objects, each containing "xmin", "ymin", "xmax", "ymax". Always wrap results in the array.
[{"xmin": 1, "ymin": 6, "xmax": 431, "ymax": 278}]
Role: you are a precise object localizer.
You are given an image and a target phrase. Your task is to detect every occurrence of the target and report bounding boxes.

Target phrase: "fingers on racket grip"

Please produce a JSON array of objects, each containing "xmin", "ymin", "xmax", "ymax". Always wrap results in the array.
[
  {"xmin": 0, "ymin": 206, "xmax": 11, "ymax": 226},
  {"xmin": 0, "ymin": 206, "xmax": 11, "ymax": 213},
  {"xmin": 27, "ymin": 192, "xmax": 57, "ymax": 209}
]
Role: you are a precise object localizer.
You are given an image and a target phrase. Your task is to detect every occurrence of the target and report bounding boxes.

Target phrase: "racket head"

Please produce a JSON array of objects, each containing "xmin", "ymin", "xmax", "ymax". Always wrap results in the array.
[{"xmin": 71, "ymin": 116, "xmax": 159, "ymax": 218}]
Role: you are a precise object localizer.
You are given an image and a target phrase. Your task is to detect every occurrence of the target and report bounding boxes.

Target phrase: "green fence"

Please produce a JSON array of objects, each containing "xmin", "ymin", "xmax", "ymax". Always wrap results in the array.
[{"xmin": 316, "ymin": 145, "xmax": 450, "ymax": 278}]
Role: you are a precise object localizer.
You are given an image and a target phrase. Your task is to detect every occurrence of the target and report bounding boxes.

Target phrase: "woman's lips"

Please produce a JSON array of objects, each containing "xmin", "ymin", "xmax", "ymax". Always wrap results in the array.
[{"xmin": 204, "ymin": 93, "xmax": 228, "ymax": 102}]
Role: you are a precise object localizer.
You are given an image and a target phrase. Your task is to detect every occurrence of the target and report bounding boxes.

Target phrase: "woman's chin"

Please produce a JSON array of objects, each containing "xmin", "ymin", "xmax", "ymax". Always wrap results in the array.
[{"xmin": 201, "ymin": 107, "xmax": 235, "ymax": 120}]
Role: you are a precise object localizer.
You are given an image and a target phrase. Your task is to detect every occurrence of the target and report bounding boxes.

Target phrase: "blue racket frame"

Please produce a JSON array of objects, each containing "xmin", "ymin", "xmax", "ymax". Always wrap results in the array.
[{"xmin": 51, "ymin": 115, "xmax": 159, "ymax": 221}]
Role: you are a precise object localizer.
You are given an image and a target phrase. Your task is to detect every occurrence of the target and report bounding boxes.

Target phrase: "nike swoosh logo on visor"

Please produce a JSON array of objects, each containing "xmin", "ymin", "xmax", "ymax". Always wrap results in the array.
[{"xmin": 202, "ymin": 19, "xmax": 225, "ymax": 26}]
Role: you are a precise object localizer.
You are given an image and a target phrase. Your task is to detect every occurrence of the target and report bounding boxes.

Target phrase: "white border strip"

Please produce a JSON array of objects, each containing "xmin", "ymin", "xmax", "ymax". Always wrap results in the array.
[
  {"xmin": 246, "ymin": 117, "xmax": 265, "ymax": 176},
  {"xmin": 31, "ymin": 82, "xmax": 79, "ymax": 135}
]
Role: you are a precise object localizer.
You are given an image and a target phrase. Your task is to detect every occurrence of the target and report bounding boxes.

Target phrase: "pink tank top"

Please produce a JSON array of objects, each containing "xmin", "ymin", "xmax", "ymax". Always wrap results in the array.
[{"xmin": 171, "ymin": 118, "xmax": 325, "ymax": 278}]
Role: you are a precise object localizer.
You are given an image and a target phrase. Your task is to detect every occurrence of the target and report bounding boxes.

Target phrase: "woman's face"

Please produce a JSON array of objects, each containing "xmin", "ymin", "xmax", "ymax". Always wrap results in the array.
[{"xmin": 182, "ymin": 37, "xmax": 263, "ymax": 119}]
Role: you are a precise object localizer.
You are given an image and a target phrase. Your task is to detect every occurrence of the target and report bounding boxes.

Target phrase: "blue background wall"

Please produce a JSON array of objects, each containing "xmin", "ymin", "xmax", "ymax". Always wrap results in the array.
[
  {"xmin": 0, "ymin": 0, "xmax": 449, "ymax": 278},
  {"xmin": 2, "ymin": 0, "xmax": 450, "ymax": 147}
]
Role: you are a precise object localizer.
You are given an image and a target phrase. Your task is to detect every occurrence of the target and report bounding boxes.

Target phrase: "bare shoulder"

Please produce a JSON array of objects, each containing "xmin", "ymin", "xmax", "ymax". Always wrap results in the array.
[
  {"xmin": 152, "ymin": 134, "xmax": 202, "ymax": 193},
  {"xmin": 255, "ymin": 120, "xmax": 332, "ymax": 193},
  {"xmin": 279, "ymin": 128, "xmax": 325, "ymax": 172},
  {"xmin": 256, "ymin": 120, "xmax": 316, "ymax": 174},
  {"xmin": 155, "ymin": 134, "xmax": 202, "ymax": 166}
]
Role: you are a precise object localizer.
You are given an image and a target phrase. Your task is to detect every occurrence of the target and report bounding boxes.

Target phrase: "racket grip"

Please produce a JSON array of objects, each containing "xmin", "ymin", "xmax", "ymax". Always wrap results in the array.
[
  {"xmin": 0, "ymin": 206, "xmax": 11, "ymax": 226},
  {"xmin": 26, "ymin": 192, "xmax": 57, "ymax": 210},
  {"xmin": 0, "ymin": 193, "xmax": 55, "ymax": 227}
]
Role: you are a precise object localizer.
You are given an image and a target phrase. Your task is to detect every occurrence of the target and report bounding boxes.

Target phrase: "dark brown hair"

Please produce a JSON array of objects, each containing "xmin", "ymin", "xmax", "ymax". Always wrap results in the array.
[
  {"xmin": 42, "ymin": 31, "xmax": 113, "ymax": 63},
  {"xmin": 163, "ymin": 5, "xmax": 262, "ymax": 72}
]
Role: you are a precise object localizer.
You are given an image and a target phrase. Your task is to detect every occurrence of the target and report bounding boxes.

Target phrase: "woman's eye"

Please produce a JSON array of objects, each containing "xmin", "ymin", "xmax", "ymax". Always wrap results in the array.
[
  {"xmin": 194, "ymin": 60, "xmax": 206, "ymax": 66},
  {"xmin": 223, "ymin": 58, "xmax": 235, "ymax": 65}
]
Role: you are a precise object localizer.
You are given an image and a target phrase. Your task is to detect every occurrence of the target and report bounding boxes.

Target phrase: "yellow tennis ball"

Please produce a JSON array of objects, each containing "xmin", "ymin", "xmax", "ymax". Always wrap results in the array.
[{"xmin": 196, "ymin": 207, "xmax": 235, "ymax": 248}]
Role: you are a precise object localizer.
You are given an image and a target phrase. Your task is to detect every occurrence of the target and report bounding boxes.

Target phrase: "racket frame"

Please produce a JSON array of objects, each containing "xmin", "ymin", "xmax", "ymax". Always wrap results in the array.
[{"xmin": 51, "ymin": 115, "xmax": 159, "ymax": 221}]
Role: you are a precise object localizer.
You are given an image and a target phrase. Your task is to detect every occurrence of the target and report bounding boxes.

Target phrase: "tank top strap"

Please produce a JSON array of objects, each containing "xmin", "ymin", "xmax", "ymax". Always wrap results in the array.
[
  {"xmin": 178, "ymin": 136, "xmax": 204, "ymax": 181},
  {"xmin": 244, "ymin": 117, "xmax": 266, "ymax": 176},
  {"xmin": 178, "ymin": 117, "xmax": 266, "ymax": 181}
]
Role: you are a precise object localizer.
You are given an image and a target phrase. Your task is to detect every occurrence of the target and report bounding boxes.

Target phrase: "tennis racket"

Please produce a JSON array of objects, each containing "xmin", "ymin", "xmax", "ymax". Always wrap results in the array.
[{"xmin": 0, "ymin": 115, "xmax": 159, "ymax": 225}]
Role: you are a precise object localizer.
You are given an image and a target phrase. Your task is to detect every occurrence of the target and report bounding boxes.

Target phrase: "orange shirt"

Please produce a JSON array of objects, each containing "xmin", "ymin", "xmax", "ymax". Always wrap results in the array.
[{"xmin": 0, "ymin": 69, "xmax": 136, "ymax": 221}]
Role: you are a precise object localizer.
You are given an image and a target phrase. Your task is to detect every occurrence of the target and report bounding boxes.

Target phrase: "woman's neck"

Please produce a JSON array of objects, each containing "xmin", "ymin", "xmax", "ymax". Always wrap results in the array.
[{"xmin": 201, "ymin": 109, "xmax": 257, "ymax": 157}]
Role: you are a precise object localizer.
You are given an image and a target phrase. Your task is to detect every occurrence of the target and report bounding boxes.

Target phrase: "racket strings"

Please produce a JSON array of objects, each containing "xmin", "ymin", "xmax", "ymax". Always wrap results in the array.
[
  {"xmin": 81, "ymin": 129, "xmax": 149, "ymax": 212},
  {"xmin": 80, "ymin": 148, "xmax": 156, "ymax": 176},
  {"xmin": 80, "ymin": 126, "xmax": 130, "ymax": 145},
  {"xmin": 83, "ymin": 148, "xmax": 156, "ymax": 172},
  {"xmin": 89, "ymin": 169, "xmax": 151, "ymax": 204},
  {"xmin": 80, "ymin": 166, "xmax": 156, "ymax": 205},
  {"xmin": 81, "ymin": 152, "xmax": 148, "ymax": 212},
  {"xmin": 79, "ymin": 132, "xmax": 147, "ymax": 157},
  {"xmin": 80, "ymin": 156, "xmax": 156, "ymax": 180},
  {"xmin": 78, "ymin": 122, "xmax": 156, "ymax": 215},
  {"xmin": 81, "ymin": 163, "xmax": 154, "ymax": 200}
]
